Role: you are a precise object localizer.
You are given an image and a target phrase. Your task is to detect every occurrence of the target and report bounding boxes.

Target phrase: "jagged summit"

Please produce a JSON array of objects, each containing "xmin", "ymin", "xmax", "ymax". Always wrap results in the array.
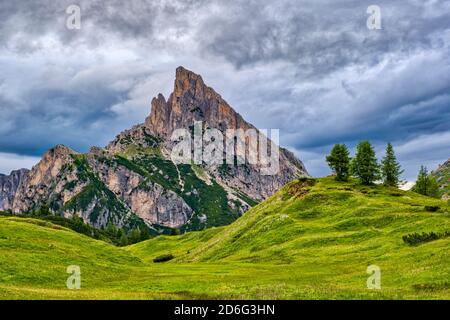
[
  {"xmin": 45, "ymin": 144, "xmax": 78, "ymax": 158},
  {"xmin": 145, "ymin": 66, "xmax": 251, "ymax": 139}
]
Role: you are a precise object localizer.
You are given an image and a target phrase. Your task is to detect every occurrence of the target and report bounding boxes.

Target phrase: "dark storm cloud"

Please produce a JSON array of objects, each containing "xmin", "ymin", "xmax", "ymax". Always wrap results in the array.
[
  {"xmin": 201, "ymin": 0, "xmax": 450, "ymax": 76},
  {"xmin": 0, "ymin": 0, "xmax": 449, "ymax": 180},
  {"xmin": 0, "ymin": 0, "xmax": 207, "ymax": 52}
]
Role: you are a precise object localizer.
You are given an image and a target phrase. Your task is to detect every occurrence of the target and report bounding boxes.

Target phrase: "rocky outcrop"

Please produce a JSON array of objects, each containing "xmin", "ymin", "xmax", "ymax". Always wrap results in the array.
[
  {"xmin": 0, "ymin": 169, "xmax": 30, "ymax": 211},
  {"xmin": 86, "ymin": 147, "xmax": 193, "ymax": 228},
  {"xmin": 10, "ymin": 145, "xmax": 79, "ymax": 214},
  {"xmin": 432, "ymin": 158, "xmax": 450, "ymax": 200},
  {"xmin": 0, "ymin": 67, "xmax": 308, "ymax": 232}
]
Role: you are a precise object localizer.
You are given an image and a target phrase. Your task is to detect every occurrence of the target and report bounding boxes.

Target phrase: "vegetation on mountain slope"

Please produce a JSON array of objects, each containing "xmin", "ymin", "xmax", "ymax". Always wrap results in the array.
[
  {"xmin": 413, "ymin": 166, "xmax": 440, "ymax": 198},
  {"xmin": 20, "ymin": 128, "xmax": 256, "ymax": 242},
  {"xmin": 1, "ymin": 177, "xmax": 449, "ymax": 299},
  {"xmin": 110, "ymin": 134, "xmax": 249, "ymax": 231},
  {"xmin": 432, "ymin": 160, "xmax": 450, "ymax": 199}
]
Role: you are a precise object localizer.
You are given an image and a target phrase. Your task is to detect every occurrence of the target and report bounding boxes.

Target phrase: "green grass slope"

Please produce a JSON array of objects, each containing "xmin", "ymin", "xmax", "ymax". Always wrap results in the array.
[
  {"xmin": 129, "ymin": 177, "xmax": 450, "ymax": 299},
  {"xmin": 0, "ymin": 216, "xmax": 143, "ymax": 299},
  {"xmin": 1, "ymin": 177, "xmax": 449, "ymax": 299}
]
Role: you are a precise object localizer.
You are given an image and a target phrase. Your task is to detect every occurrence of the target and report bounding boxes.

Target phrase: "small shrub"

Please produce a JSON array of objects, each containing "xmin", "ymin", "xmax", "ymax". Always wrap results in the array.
[
  {"xmin": 153, "ymin": 254, "xmax": 174, "ymax": 263},
  {"xmin": 424, "ymin": 206, "xmax": 440, "ymax": 212},
  {"xmin": 412, "ymin": 282, "xmax": 450, "ymax": 291},
  {"xmin": 402, "ymin": 231, "xmax": 450, "ymax": 245},
  {"xmin": 390, "ymin": 192, "xmax": 402, "ymax": 197}
]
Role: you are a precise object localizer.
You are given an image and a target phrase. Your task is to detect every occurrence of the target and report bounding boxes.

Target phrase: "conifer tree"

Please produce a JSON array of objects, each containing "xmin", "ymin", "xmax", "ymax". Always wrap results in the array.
[
  {"xmin": 381, "ymin": 143, "xmax": 403, "ymax": 187},
  {"xmin": 119, "ymin": 233, "xmax": 128, "ymax": 246},
  {"xmin": 413, "ymin": 166, "xmax": 440, "ymax": 198},
  {"xmin": 326, "ymin": 144, "xmax": 351, "ymax": 181},
  {"xmin": 351, "ymin": 141, "xmax": 380, "ymax": 185}
]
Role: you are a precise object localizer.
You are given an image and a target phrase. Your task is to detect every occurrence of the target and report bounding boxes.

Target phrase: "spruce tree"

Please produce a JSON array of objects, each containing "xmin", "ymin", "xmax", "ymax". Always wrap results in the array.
[
  {"xmin": 106, "ymin": 223, "xmax": 118, "ymax": 238},
  {"xmin": 326, "ymin": 144, "xmax": 351, "ymax": 181},
  {"xmin": 37, "ymin": 204, "xmax": 51, "ymax": 216},
  {"xmin": 351, "ymin": 141, "xmax": 380, "ymax": 185},
  {"xmin": 140, "ymin": 227, "xmax": 150, "ymax": 241},
  {"xmin": 381, "ymin": 143, "xmax": 403, "ymax": 187},
  {"xmin": 413, "ymin": 166, "xmax": 428, "ymax": 195},
  {"xmin": 119, "ymin": 233, "xmax": 128, "ymax": 246},
  {"xmin": 428, "ymin": 176, "xmax": 440, "ymax": 198},
  {"xmin": 129, "ymin": 228, "xmax": 142, "ymax": 244},
  {"xmin": 413, "ymin": 166, "xmax": 440, "ymax": 198}
]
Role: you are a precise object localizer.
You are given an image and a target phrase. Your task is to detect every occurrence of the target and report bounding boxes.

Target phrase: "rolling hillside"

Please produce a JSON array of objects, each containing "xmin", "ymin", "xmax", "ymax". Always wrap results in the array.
[{"xmin": 1, "ymin": 177, "xmax": 449, "ymax": 299}]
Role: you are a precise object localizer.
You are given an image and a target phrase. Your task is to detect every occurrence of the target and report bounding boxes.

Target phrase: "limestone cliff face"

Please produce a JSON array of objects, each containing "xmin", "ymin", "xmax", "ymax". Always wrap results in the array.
[
  {"xmin": 87, "ymin": 144, "xmax": 193, "ymax": 228},
  {"xmin": 1, "ymin": 67, "xmax": 308, "ymax": 232},
  {"xmin": 9, "ymin": 145, "xmax": 78, "ymax": 214},
  {"xmin": 0, "ymin": 169, "xmax": 29, "ymax": 211},
  {"xmin": 432, "ymin": 158, "xmax": 450, "ymax": 200}
]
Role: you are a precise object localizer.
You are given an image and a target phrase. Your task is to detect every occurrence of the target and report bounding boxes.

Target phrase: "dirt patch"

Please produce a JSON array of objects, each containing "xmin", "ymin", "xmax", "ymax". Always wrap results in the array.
[{"xmin": 287, "ymin": 178, "xmax": 316, "ymax": 199}]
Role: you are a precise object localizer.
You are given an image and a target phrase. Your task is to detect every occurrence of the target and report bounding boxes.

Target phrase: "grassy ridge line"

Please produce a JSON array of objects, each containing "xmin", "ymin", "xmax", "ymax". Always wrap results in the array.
[{"xmin": 172, "ymin": 177, "xmax": 450, "ymax": 263}]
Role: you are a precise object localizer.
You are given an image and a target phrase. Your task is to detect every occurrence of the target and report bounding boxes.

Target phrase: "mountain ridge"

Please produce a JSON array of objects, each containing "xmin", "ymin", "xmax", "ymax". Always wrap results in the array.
[{"xmin": 0, "ymin": 67, "xmax": 308, "ymax": 232}]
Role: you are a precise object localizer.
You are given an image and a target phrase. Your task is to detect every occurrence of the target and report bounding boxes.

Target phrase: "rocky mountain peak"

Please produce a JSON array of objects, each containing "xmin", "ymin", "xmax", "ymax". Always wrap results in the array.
[
  {"xmin": 173, "ymin": 66, "xmax": 207, "ymax": 99},
  {"xmin": 1, "ymin": 67, "xmax": 308, "ymax": 233},
  {"xmin": 145, "ymin": 66, "xmax": 250, "ymax": 139},
  {"xmin": 25, "ymin": 144, "xmax": 78, "ymax": 189},
  {"xmin": 48, "ymin": 144, "xmax": 77, "ymax": 156}
]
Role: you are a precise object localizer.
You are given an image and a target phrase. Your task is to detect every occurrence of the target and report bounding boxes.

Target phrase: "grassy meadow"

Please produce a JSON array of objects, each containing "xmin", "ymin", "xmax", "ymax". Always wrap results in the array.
[{"xmin": 0, "ymin": 177, "xmax": 449, "ymax": 299}]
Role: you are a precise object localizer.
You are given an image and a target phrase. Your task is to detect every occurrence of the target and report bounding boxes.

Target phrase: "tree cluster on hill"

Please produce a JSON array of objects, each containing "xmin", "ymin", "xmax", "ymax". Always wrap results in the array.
[
  {"xmin": 103, "ymin": 222, "xmax": 151, "ymax": 246},
  {"xmin": 326, "ymin": 141, "xmax": 441, "ymax": 198},
  {"xmin": 326, "ymin": 141, "xmax": 403, "ymax": 186}
]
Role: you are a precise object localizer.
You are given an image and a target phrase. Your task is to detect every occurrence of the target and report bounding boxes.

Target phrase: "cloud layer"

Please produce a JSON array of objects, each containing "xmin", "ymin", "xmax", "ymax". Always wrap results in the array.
[{"xmin": 1, "ymin": 0, "xmax": 449, "ymax": 180}]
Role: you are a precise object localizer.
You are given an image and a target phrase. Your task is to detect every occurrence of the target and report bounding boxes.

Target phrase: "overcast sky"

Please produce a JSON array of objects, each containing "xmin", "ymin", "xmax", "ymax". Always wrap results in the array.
[{"xmin": 1, "ymin": 0, "xmax": 449, "ymax": 181}]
